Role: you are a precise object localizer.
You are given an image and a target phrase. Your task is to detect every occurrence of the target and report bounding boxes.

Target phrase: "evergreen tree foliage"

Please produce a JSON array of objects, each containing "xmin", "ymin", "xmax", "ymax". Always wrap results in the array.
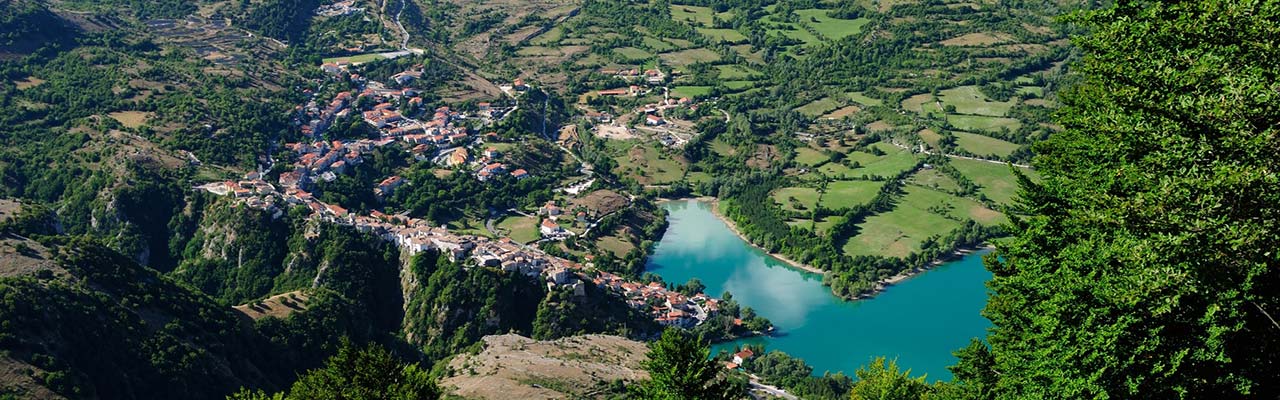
[
  {"xmin": 633, "ymin": 327, "xmax": 741, "ymax": 400},
  {"xmin": 847, "ymin": 357, "xmax": 930, "ymax": 400},
  {"xmin": 229, "ymin": 340, "xmax": 438, "ymax": 400},
  {"xmin": 963, "ymin": 0, "xmax": 1280, "ymax": 398}
]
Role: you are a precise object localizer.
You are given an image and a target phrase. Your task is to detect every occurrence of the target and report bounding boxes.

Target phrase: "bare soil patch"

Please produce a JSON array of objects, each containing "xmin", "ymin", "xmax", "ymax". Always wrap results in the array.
[
  {"xmin": 442, "ymin": 334, "xmax": 648, "ymax": 400},
  {"xmin": 866, "ymin": 120, "xmax": 895, "ymax": 132},
  {"xmin": 108, "ymin": 111, "xmax": 152, "ymax": 128},
  {"xmin": 570, "ymin": 190, "xmax": 629, "ymax": 216},
  {"xmin": 939, "ymin": 32, "xmax": 1013, "ymax": 46},
  {"xmin": 233, "ymin": 290, "xmax": 310, "ymax": 321},
  {"xmin": 13, "ymin": 76, "xmax": 45, "ymax": 89},
  {"xmin": 746, "ymin": 144, "xmax": 779, "ymax": 169},
  {"xmin": 823, "ymin": 105, "xmax": 862, "ymax": 119},
  {"xmin": 0, "ymin": 236, "xmax": 61, "ymax": 279},
  {"xmin": 594, "ymin": 124, "xmax": 637, "ymax": 140}
]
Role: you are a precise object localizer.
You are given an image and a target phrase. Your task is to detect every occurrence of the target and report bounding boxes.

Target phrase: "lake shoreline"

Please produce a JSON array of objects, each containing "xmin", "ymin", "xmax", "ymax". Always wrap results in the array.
[
  {"xmin": 659, "ymin": 197, "xmax": 993, "ymax": 301},
  {"xmin": 650, "ymin": 199, "xmax": 994, "ymax": 378},
  {"xmin": 657, "ymin": 196, "xmax": 827, "ymax": 275}
]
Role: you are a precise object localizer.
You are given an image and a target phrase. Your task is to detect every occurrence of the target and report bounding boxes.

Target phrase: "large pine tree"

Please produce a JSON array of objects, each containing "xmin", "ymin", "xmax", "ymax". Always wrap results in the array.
[
  {"xmin": 634, "ymin": 328, "xmax": 742, "ymax": 400},
  {"xmin": 967, "ymin": 0, "xmax": 1280, "ymax": 398}
]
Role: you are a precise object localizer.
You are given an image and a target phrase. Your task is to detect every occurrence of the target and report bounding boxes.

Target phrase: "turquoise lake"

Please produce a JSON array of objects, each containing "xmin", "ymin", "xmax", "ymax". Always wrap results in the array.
[{"xmin": 646, "ymin": 200, "xmax": 993, "ymax": 380}]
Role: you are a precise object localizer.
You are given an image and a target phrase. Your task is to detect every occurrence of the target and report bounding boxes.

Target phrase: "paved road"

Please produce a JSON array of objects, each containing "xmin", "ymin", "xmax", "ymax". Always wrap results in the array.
[
  {"xmin": 747, "ymin": 374, "xmax": 798, "ymax": 400},
  {"xmin": 484, "ymin": 216, "xmax": 499, "ymax": 236}
]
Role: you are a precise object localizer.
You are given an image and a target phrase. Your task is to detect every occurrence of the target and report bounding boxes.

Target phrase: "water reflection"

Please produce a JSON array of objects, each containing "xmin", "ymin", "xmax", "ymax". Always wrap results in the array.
[{"xmin": 646, "ymin": 200, "xmax": 993, "ymax": 379}]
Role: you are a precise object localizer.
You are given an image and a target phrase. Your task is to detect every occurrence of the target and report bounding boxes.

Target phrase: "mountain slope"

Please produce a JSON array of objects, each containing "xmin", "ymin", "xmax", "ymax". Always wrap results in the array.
[{"xmin": 440, "ymin": 334, "xmax": 647, "ymax": 399}]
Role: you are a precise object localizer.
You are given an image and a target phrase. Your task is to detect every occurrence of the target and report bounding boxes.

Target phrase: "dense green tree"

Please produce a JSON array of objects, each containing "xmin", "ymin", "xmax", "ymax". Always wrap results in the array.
[
  {"xmin": 229, "ymin": 340, "xmax": 438, "ymax": 400},
  {"xmin": 962, "ymin": 0, "xmax": 1280, "ymax": 398},
  {"xmin": 848, "ymin": 358, "xmax": 930, "ymax": 400},
  {"xmin": 633, "ymin": 327, "xmax": 741, "ymax": 400}
]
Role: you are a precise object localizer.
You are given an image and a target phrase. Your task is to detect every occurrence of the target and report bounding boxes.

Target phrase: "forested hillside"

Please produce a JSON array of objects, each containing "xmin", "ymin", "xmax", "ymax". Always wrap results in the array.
[
  {"xmin": 823, "ymin": 0, "xmax": 1280, "ymax": 398},
  {"xmin": 964, "ymin": 1, "xmax": 1280, "ymax": 398}
]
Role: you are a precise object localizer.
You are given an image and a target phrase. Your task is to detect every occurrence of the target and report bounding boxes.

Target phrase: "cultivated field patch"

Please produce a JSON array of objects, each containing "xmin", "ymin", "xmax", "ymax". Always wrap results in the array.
[
  {"xmin": 953, "ymin": 132, "xmax": 1020, "ymax": 157},
  {"xmin": 659, "ymin": 48, "xmax": 721, "ymax": 66},
  {"xmin": 772, "ymin": 187, "xmax": 821, "ymax": 212},
  {"xmin": 820, "ymin": 180, "xmax": 886, "ymax": 209}
]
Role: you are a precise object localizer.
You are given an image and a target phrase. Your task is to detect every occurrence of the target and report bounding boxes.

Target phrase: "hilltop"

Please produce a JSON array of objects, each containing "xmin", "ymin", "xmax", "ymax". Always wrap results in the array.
[{"xmin": 440, "ymin": 334, "xmax": 649, "ymax": 399}]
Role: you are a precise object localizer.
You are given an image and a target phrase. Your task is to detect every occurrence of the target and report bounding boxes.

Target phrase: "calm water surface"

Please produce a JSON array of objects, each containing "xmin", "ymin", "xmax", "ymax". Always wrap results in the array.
[{"xmin": 646, "ymin": 200, "xmax": 992, "ymax": 380}]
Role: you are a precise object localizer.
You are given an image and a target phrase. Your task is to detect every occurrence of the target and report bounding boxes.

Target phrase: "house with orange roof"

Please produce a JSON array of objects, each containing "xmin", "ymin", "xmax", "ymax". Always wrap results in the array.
[{"xmin": 448, "ymin": 148, "xmax": 470, "ymax": 166}]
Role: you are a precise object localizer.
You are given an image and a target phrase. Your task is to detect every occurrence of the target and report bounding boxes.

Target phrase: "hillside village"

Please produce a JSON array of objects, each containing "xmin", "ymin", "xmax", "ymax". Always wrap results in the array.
[{"xmin": 197, "ymin": 59, "xmax": 725, "ymax": 330}]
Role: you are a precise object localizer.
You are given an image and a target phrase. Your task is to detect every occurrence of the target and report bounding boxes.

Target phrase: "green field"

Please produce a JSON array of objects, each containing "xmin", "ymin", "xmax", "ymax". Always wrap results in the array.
[
  {"xmin": 794, "ymin": 147, "xmax": 829, "ymax": 165},
  {"xmin": 850, "ymin": 145, "xmax": 919, "ymax": 178},
  {"xmin": 686, "ymin": 171, "xmax": 714, "ymax": 184},
  {"xmin": 670, "ymin": 5, "xmax": 730, "ymax": 26},
  {"xmin": 730, "ymin": 44, "xmax": 765, "ymax": 63},
  {"xmin": 909, "ymin": 168, "xmax": 962, "ymax": 193},
  {"xmin": 699, "ymin": 28, "xmax": 748, "ymax": 43},
  {"xmin": 497, "ymin": 216, "xmax": 541, "ymax": 243},
  {"xmin": 659, "ymin": 48, "xmax": 721, "ymax": 66},
  {"xmin": 950, "ymin": 158, "xmax": 1038, "ymax": 205},
  {"xmin": 727, "ymin": 87, "xmax": 764, "ymax": 98},
  {"xmin": 613, "ymin": 144, "xmax": 686, "ymax": 185},
  {"xmin": 795, "ymin": 97, "xmax": 843, "ymax": 117},
  {"xmin": 948, "ymin": 115, "xmax": 1022, "ymax": 131},
  {"xmin": 322, "ymin": 53, "xmax": 391, "ymax": 65},
  {"xmin": 710, "ymin": 139, "xmax": 736, "ymax": 156},
  {"xmin": 902, "ymin": 94, "xmax": 942, "ymax": 115},
  {"xmin": 517, "ymin": 46, "xmax": 560, "ymax": 56},
  {"xmin": 772, "ymin": 187, "xmax": 821, "ymax": 212},
  {"xmin": 531, "ymin": 26, "xmax": 564, "ymax": 45},
  {"xmin": 1016, "ymin": 86, "xmax": 1044, "ymax": 97},
  {"xmin": 448, "ymin": 218, "xmax": 492, "ymax": 238},
  {"xmin": 818, "ymin": 162, "xmax": 856, "ymax": 177},
  {"xmin": 642, "ymin": 37, "xmax": 676, "ymax": 52},
  {"xmin": 596, "ymin": 233, "xmax": 635, "ymax": 257},
  {"xmin": 813, "ymin": 215, "xmax": 846, "ymax": 235},
  {"xmin": 843, "ymin": 194, "xmax": 963, "ymax": 258},
  {"xmin": 820, "ymin": 180, "xmax": 886, "ymax": 209},
  {"xmin": 614, "ymin": 47, "xmax": 653, "ymax": 61},
  {"xmin": 843, "ymin": 186, "xmax": 1003, "ymax": 258},
  {"xmin": 777, "ymin": 27, "xmax": 823, "ymax": 46},
  {"xmin": 724, "ymin": 80, "xmax": 755, "ymax": 90},
  {"xmin": 953, "ymin": 132, "xmax": 1021, "ymax": 157},
  {"xmin": 918, "ymin": 129, "xmax": 943, "ymax": 148},
  {"xmin": 938, "ymin": 86, "xmax": 1017, "ymax": 116},
  {"xmin": 671, "ymin": 86, "xmax": 713, "ymax": 98},
  {"xmin": 795, "ymin": 9, "xmax": 871, "ymax": 39},
  {"xmin": 716, "ymin": 65, "xmax": 758, "ymax": 80},
  {"xmin": 846, "ymin": 91, "xmax": 883, "ymax": 106}
]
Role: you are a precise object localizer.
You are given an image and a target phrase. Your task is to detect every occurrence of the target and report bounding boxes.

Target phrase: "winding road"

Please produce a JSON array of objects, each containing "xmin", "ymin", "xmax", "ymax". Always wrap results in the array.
[
  {"xmin": 393, "ymin": 0, "xmax": 409, "ymax": 50},
  {"xmin": 747, "ymin": 374, "xmax": 798, "ymax": 400}
]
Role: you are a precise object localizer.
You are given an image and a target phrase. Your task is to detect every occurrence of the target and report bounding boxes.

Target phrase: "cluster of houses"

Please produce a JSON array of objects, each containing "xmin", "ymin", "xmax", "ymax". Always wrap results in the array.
[
  {"xmin": 195, "ymin": 178, "xmax": 284, "ymax": 217},
  {"xmin": 599, "ymin": 67, "xmax": 668, "ymax": 85},
  {"xmin": 724, "ymin": 348, "xmax": 756, "ymax": 370},
  {"xmin": 315, "ymin": 0, "xmax": 363, "ymax": 17},
  {"xmin": 193, "ymin": 60, "xmax": 733, "ymax": 327},
  {"xmin": 591, "ymin": 270, "xmax": 720, "ymax": 328},
  {"xmin": 196, "ymin": 171, "xmax": 721, "ymax": 327},
  {"xmin": 281, "ymin": 138, "xmax": 396, "ymax": 188},
  {"xmin": 538, "ymin": 200, "xmax": 597, "ymax": 240},
  {"xmin": 596, "ymin": 85, "xmax": 644, "ymax": 97},
  {"xmin": 309, "ymin": 61, "xmax": 530, "ymax": 184}
]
